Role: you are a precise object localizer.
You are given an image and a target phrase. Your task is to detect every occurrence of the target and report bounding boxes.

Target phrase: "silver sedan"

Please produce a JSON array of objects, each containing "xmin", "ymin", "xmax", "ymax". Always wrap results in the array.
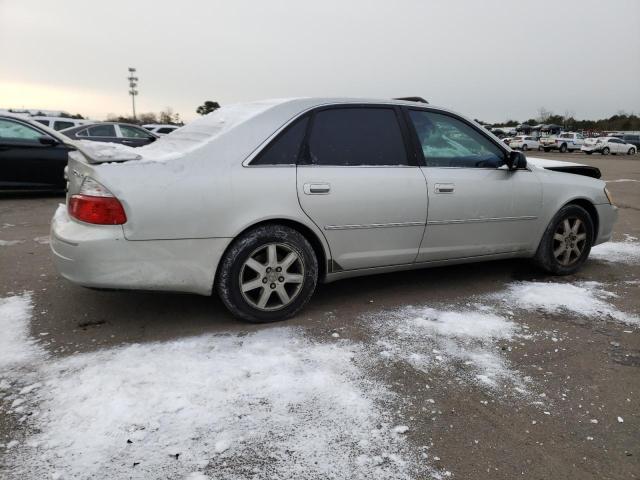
[{"xmin": 51, "ymin": 98, "xmax": 617, "ymax": 322}]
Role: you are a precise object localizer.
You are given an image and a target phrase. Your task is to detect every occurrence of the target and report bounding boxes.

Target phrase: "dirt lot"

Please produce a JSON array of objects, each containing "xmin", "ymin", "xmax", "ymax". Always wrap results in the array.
[{"xmin": 1, "ymin": 151, "xmax": 639, "ymax": 479}]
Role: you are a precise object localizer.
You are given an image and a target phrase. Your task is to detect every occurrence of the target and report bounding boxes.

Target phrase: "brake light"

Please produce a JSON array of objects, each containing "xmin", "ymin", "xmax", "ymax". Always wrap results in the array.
[{"xmin": 68, "ymin": 177, "xmax": 127, "ymax": 225}]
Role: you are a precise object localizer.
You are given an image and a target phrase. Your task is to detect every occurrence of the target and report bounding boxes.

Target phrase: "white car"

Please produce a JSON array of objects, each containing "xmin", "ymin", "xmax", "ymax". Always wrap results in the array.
[
  {"xmin": 32, "ymin": 116, "xmax": 94, "ymax": 131},
  {"xmin": 581, "ymin": 137, "xmax": 637, "ymax": 155},
  {"xmin": 50, "ymin": 98, "xmax": 617, "ymax": 323},
  {"xmin": 142, "ymin": 124, "xmax": 181, "ymax": 136},
  {"xmin": 540, "ymin": 132, "xmax": 585, "ymax": 152},
  {"xmin": 509, "ymin": 135, "xmax": 540, "ymax": 151}
]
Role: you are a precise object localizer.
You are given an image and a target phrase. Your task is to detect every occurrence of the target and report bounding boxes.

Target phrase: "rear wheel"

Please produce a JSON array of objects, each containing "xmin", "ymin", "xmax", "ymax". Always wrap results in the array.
[
  {"xmin": 585, "ymin": 151, "xmax": 592, "ymax": 155},
  {"xmin": 629, "ymin": 147, "xmax": 636, "ymax": 155},
  {"xmin": 559, "ymin": 143, "xmax": 568, "ymax": 153},
  {"xmin": 534, "ymin": 204, "xmax": 594, "ymax": 275},
  {"xmin": 602, "ymin": 147, "xmax": 610, "ymax": 155},
  {"xmin": 522, "ymin": 144, "xmax": 528, "ymax": 151},
  {"xmin": 216, "ymin": 224, "xmax": 318, "ymax": 323}
]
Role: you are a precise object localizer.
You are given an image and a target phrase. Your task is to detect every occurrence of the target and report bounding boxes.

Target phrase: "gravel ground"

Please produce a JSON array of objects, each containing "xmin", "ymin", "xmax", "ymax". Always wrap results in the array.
[{"xmin": 1, "ymin": 151, "xmax": 638, "ymax": 479}]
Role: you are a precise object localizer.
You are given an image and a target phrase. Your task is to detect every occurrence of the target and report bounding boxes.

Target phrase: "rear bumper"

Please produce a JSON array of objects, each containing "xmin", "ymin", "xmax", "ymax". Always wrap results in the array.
[
  {"xmin": 50, "ymin": 205, "xmax": 231, "ymax": 295},
  {"xmin": 594, "ymin": 203, "xmax": 618, "ymax": 246}
]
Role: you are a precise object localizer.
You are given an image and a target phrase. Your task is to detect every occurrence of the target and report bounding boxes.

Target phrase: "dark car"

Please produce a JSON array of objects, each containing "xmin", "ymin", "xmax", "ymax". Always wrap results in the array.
[
  {"xmin": 0, "ymin": 115, "xmax": 74, "ymax": 191},
  {"xmin": 620, "ymin": 134, "xmax": 640, "ymax": 149},
  {"xmin": 61, "ymin": 122, "xmax": 158, "ymax": 147}
]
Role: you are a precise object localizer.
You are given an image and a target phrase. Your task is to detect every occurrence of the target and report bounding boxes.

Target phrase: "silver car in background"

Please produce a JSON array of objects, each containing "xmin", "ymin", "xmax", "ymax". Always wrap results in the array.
[{"xmin": 51, "ymin": 98, "xmax": 617, "ymax": 322}]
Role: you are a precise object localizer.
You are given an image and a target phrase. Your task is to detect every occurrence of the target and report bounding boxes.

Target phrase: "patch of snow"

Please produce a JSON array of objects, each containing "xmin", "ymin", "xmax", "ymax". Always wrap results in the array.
[
  {"xmin": 0, "ymin": 293, "xmax": 43, "ymax": 371},
  {"xmin": 591, "ymin": 239, "xmax": 640, "ymax": 265},
  {"xmin": 10, "ymin": 328, "xmax": 424, "ymax": 479},
  {"xmin": 496, "ymin": 281, "xmax": 639, "ymax": 326},
  {"xmin": 77, "ymin": 99, "xmax": 296, "ymax": 164},
  {"xmin": 605, "ymin": 178, "xmax": 639, "ymax": 183},
  {"xmin": 0, "ymin": 239, "xmax": 24, "ymax": 246},
  {"xmin": 366, "ymin": 306, "xmax": 528, "ymax": 393},
  {"xmin": 184, "ymin": 473, "xmax": 209, "ymax": 480},
  {"xmin": 33, "ymin": 236, "xmax": 50, "ymax": 245}
]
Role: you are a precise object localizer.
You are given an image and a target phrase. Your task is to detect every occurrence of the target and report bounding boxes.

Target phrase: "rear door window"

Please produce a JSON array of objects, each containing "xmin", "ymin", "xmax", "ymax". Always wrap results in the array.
[
  {"xmin": 87, "ymin": 125, "xmax": 116, "ymax": 137},
  {"xmin": 53, "ymin": 121, "xmax": 75, "ymax": 131},
  {"xmin": 157, "ymin": 127, "xmax": 176, "ymax": 134},
  {"xmin": 307, "ymin": 107, "xmax": 408, "ymax": 166},
  {"xmin": 252, "ymin": 116, "xmax": 309, "ymax": 165},
  {"xmin": 408, "ymin": 110, "xmax": 505, "ymax": 168},
  {"xmin": 119, "ymin": 125, "xmax": 152, "ymax": 138}
]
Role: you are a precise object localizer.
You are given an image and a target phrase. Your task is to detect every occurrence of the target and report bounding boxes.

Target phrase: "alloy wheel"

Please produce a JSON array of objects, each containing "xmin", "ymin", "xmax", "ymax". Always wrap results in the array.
[
  {"xmin": 552, "ymin": 217, "xmax": 587, "ymax": 266},
  {"xmin": 239, "ymin": 243, "xmax": 305, "ymax": 311}
]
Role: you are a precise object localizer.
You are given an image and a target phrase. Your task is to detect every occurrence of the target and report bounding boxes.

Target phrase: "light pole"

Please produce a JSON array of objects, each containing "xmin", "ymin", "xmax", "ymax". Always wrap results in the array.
[{"xmin": 127, "ymin": 67, "xmax": 139, "ymax": 121}]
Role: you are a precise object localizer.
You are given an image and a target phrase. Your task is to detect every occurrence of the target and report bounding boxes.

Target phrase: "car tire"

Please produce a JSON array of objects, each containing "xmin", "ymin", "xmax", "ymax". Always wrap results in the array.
[
  {"xmin": 629, "ymin": 148, "xmax": 636, "ymax": 155},
  {"xmin": 533, "ymin": 204, "xmax": 594, "ymax": 276},
  {"xmin": 585, "ymin": 151, "xmax": 592, "ymax": 155},
  {"xmin": 216, "ymin": 224, "xmax": 318, "ymax": 323},
  {"xmin": 559, "ymin": 143, "xmax": 568, "ymax": 153},
  {"xmin": 522, "ymin": 144, "xmax": 528, "ymax": 151},
  {"xmin": 602, "ymin": 147, "xmax": 610, "ymax": 155},
  {"xmin": 543, "ymin": 148, "xmax": 550, "ymax": 152}
]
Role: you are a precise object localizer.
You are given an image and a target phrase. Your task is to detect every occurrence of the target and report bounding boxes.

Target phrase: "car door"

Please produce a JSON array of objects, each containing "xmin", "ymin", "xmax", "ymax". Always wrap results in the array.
[
  {"xmin": 404, "ymin": 109, "xmax": 543, "ymax": 262},
  {"xmin": 117, "ymin": 124, "xmax": 157, "ymax": 147},
  {"xmin": 0, "ymin": 118, "xmax": 69, "ymax": 189},
  {"xmin": 296, "ymin": 106, "xmax": 428, "ymax": 270},
  {"xmin": 613, "ymin": 138, "xmax": 626, "ymax": 153}
]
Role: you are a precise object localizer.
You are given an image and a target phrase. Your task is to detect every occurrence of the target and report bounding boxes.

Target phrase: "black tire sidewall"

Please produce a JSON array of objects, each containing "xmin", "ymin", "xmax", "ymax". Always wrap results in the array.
[
  {"xmin": 535, "ymin": 204, "xmax": 594, "ymax": 275},
  {"xmin": 216, "ymin": 225, "xmax": 318, "ymax": 323}
]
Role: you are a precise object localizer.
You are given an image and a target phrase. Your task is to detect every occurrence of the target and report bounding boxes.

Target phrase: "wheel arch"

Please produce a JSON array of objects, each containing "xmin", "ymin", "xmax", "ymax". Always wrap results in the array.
[
  {"xmin": 561, "ymin": 197, "xmax": 599, "ymax": 239},
  {"xmin": 219, "ymin": 217, "xmax": 331, "ymax": 284}
]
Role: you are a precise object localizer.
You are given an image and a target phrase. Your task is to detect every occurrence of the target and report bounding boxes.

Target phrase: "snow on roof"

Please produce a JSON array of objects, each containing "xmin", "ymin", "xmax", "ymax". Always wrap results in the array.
[{"xmin": 76, "ymin": 99, "xmax": 299, "ymax": 164}]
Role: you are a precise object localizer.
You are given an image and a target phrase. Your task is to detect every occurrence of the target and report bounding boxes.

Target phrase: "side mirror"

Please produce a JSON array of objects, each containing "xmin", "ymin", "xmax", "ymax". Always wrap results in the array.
[
  {"xmin": 506, "ymin": 150, "xmax": 527, "ymax": 170},
  {"xmin": 38, "ymin": 136, "xmax": 59, "ymax": 146}
]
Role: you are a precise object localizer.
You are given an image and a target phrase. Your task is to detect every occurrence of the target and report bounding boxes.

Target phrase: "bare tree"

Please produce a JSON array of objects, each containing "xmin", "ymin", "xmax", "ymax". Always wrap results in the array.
[{"xmin": 537, "ymin": 107, "xmax": 552, "ymax": 123}]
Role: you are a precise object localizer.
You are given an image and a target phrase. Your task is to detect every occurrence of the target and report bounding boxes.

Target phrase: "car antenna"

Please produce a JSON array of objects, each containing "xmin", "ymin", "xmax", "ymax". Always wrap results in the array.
[{"xmin": 394, "ymin": 96, "xmax": 429, "ymax": 104}]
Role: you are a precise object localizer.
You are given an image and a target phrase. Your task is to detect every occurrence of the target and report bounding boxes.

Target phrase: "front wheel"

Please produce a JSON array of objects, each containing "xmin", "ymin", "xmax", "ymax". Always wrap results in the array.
[
  {"xmin": 629, "ymin": 148, "xmax": 636, "ymax": 155},
  {"xmin": 534, "ymin": 204, "xmax": 594, "ymax": 275},
  {"xmin": 216, "ymin": 224, "xmax": 318, "ymax": 323},
  {"xmin": 522, "ymin": 144, "xmax": 528, "ymax": 151},
  {"xmin": 602, "ymin": 147, "xmax": 610, "ymax": 155},
  {"xmin": 559, "ymin": 143, "xmax": 568, "ymax": 153},
  {"xmin": 543, "ymin": 148, "xmax": 550, "ymax": 152}
]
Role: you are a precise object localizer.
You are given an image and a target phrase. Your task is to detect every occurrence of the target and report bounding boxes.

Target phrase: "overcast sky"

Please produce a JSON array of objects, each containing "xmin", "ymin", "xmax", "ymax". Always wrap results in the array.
[{"xmin": 1, "ymin": 0, "xmax": 639, "ymax": 123}]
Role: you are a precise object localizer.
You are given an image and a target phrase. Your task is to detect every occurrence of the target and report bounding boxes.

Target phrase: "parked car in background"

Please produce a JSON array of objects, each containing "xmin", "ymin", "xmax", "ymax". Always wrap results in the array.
[
  {"xmin": 617, "ymin": 133, "xmax": 640, "ymax": 149},
  {"xmin": 581, "ymin": 137, "xmax": 637, "ymax": 155},
  {"xmin": 32, "ymin": 116, "xmax": 94, "ymax": 131},
  {"xmin": 61, "ymin": 122, "xmax": 158, "ymax": 147},
  {"xmin": 51, "ymin": 98, "xmax": 616, "ymax": 323},
  {"xmin": 142, "ymin": 124, "xmax": 181, "ymax": 136},
  {"xmin": 509, "ymin": 135, "xmax": 540, "ymax": 151},
  {"xmin": 540, "ymin": 132, "xmax": 585, "ymax": 153},
  {"xmin": 0, "ymin": 114, "xmax": 74, "ymax": 191}
]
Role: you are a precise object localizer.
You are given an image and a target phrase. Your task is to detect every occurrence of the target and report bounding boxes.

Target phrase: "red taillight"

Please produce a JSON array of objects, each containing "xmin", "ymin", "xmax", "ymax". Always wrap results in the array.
[{"xmin": 69, "ymin": 195, "xmax": 127, "ymax": 225}]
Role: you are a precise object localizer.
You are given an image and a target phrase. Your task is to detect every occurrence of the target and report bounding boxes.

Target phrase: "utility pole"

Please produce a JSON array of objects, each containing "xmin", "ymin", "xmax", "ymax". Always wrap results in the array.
[{"xmin": 128, "ymin": 67, "xmax": 139, "ymax": 121}]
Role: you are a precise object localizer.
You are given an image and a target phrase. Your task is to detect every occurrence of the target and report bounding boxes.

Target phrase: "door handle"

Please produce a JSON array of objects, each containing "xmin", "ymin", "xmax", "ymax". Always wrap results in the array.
[
  {"xmin": 303, "ymin": 183, "xmax": 331, "ymax": 195},
  {"xmin": 434, "ymin": 183, "xmax": 455, "ymax": 194}
]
